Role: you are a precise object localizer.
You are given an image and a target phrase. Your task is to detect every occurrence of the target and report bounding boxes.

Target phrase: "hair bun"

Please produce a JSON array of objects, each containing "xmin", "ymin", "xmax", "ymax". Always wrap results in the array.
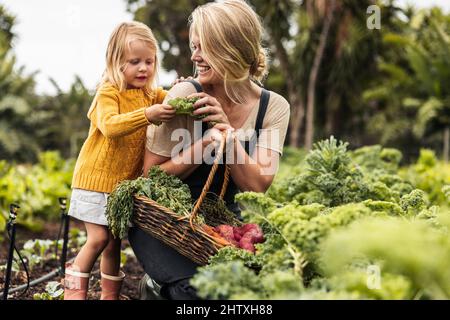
[{"xmin": 250, "ymin": 48, "xmax": 268, "ymax": 82}]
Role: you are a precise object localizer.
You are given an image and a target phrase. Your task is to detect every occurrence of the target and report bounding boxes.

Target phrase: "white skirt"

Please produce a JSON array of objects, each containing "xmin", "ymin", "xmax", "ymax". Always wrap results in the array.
[{"xmin": 68, "ymin": 188, "xmax": 109, "ymax": 226}]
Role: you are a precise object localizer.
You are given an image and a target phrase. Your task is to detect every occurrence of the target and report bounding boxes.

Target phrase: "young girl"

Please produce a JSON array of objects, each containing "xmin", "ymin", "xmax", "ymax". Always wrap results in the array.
[{"xmin": 64, "ymin": 21, "xmax": 175, "ymax": 300}]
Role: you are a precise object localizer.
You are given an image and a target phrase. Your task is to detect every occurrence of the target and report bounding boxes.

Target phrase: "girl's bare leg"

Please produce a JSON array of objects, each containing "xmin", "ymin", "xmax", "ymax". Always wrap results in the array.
[
  {"xmin": 73, "ymin": 222, "xmax": 110, "ymax": 272},
  {"xmin": 100, "ymin": 232, "xmax": 121, "ymax": 276}
]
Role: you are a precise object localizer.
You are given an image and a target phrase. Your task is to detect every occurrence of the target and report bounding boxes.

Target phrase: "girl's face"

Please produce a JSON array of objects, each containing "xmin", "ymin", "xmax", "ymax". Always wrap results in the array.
[
  {"xmin": 190, "ymin": 34, "xmax": 221, "ymax": 85},
  {"xmin": 122, "ymin": 40, "xmax": 156, "ymax": 89}
]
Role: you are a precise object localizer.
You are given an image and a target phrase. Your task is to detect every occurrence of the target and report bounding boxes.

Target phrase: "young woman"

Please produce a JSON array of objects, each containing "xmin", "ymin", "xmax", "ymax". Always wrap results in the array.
[{"xmin": 129, "ymin": 0, "xmax": 290, "ymax": 300}]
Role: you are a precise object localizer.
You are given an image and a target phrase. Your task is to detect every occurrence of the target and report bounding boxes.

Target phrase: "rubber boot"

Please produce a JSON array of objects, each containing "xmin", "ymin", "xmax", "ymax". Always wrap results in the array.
[
  {"xmin": 63, "ymin": 264, "xmax": 90, "ymax": 300},
  {"xmin": 100, "ymin": 271, "xmax": 125, "ymax": 300}
]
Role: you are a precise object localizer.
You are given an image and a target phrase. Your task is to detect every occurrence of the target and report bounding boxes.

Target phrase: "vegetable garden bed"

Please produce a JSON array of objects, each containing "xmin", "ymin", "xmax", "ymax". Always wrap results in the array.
[{"xmin": 0, "ymin": 220, "xmax": 143, "ymax": 300}]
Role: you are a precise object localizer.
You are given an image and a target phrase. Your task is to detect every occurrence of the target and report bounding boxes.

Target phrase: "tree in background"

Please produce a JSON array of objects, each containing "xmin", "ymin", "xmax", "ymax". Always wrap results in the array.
[
  {"xmin": 124, "ymin": 0, "xmax": 401, "ymax": 150},
  {"xmin": 0, "ymin": 4, "xmax": 93, "ymax": 162},
  {"xmin": 364, "ymin": 7, "xmax": 450, "ymax": 161},
  {"xmin": 1, "ymin": 1, "xmax": 449, "ymax": 163},
  {"xmin": 126, "ymin": 0, "xmax": 209, "ymax": 77},
  {"xmin": 0, "ymin": 5, "xmax": 15, "ymax": 47},
  {"xmin": 0, "ymin": 5, "xmax": 39, "ymax": 162},
  {"xmin": 33, "ymin": 77, "xmax": 93, "ymax": 159}
]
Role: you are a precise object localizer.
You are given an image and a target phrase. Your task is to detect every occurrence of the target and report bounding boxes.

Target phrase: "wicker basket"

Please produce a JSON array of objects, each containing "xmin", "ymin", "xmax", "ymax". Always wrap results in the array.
[{"xmin": 132, "ymin": 133, "xmax": 238, "ymax": 265}]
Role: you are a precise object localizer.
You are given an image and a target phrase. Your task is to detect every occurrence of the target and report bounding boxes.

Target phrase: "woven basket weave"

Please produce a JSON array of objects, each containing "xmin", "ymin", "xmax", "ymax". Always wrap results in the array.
[{"xmin": 132, "ymin": 133, "xmax": 238, "ymax": 265}]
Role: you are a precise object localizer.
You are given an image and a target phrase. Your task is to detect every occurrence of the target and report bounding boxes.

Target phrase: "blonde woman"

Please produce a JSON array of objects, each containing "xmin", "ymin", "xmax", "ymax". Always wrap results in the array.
[
  {"xmin": 129, "ymin": 0, "xmax": 290, "ymax": 299},
  {"xmin": 64, "ymin": 21, "xmax": 175, "ymax": 300}
]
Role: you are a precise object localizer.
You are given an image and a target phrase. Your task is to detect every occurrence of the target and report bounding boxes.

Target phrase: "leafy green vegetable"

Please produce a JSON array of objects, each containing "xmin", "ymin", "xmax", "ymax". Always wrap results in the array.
[
  {"xmin": 190, "ymin": 261, "xmax": 261, "ymax": 299},
  {"xmin": 33, "ymin": 281, "xmax": 64, "ymax": 300},
  {"xmin": 106, "ymin": 166, "xmax": 194, "ymax": 239},
  {"xmin": 320, "ymin": 216, "xmax": 450, "ymax": 299},
  {"xmin": 191, "ymin": 137, "xmax": 450, "ymax": 300},
  {"xmin": 168, "ymin": 97, "xmax": 205, "ymax": 119},
  {"xmin": 208, "ymin": 246, "xmax": 262, "ymax": 269},
  {"xmin": 0, "ymin": 151, "xmax": 74, "ymax": 233}
]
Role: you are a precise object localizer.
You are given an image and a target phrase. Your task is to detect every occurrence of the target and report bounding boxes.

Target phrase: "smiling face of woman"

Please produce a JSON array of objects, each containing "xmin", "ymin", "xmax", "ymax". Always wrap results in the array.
[
  {"xmin": 190, "ymin": 33, "xmax": 222, "ymax": 86},
  {"xmin": 122, "ymin": 39, "xmax": 156, "ymax": 89}
]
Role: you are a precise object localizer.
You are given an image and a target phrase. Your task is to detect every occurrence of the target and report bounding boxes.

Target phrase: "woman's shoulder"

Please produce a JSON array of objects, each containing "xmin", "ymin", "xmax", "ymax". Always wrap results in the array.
[
  {"xmin": 266, "ymin": 90, "xmax": 290, "ymax": 110},
  {"xmin": 264, "ymin": 90, "xmax": 290, "ymax": 120},
  {"xmin": 166, "ymin": 81, "xmax": 200, "ymax": 99}
]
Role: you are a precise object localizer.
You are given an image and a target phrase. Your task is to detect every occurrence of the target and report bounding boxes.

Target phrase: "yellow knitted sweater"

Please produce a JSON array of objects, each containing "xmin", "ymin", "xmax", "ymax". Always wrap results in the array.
[{"xmin": 71, "ymin": 82, "xmax": 167, "ymax": 193}]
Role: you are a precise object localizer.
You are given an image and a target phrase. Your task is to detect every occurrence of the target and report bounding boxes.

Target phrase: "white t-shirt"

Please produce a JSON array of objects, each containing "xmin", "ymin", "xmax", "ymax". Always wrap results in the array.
[{"xmin": 146, "ymin": 81, "xmax": 290, "ymax": 157}]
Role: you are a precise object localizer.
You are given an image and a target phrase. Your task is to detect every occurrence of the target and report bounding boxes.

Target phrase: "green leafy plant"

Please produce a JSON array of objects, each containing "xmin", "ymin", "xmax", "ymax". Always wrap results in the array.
[
  {"xmin": 191, "ymin": 137, "xmax": 450, "ymax": 300},
  {"xmin": 168, "ymin": 97, "xmax": 205, "ymax": 119},
  {"xmin": 33, "ymin": 281, "xmax": 64, "ymax": 300},
  {"xmin": 106, "ymin": 166, "xmax": 194, "ymax": 239},
  {"xmin": 0, "ymin": 151, "xmax": 74, "ymax": 233}
]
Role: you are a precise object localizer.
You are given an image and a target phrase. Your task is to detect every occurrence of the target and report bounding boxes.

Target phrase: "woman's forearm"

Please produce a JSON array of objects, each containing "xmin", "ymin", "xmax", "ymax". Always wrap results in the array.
[
  {"xmin": 154, "ymin": 134, "xmax": 274, "ymax": 192},
  {"xmin": 227, "ymin": 140, "xmax": 274, "ymax": 193},
  {"xmin": 158, "ymin": 138, "xmax": 207, "ymax": 179}
]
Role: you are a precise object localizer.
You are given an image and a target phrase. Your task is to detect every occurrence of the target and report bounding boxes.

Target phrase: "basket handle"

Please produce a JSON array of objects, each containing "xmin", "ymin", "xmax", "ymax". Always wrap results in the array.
[
  {"xmin": 219, "ymin": 165, "xmax": 230, "ymax": 199},
  {"xmin": 190, "ymin": 132, "xmax": 229, "ymax": 228}
]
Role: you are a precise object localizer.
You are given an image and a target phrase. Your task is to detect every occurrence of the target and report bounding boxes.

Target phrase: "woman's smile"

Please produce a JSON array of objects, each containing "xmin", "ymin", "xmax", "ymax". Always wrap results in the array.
[{"xmin": 197, "ymin": 65, "xmax": 211, "ymax": 75}]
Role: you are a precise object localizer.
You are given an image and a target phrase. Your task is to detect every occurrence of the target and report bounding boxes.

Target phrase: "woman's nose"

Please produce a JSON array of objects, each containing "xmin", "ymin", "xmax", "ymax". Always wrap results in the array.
[{"xmin": 191, "ymin": 50, "xmax": 202, "ymax": 63}]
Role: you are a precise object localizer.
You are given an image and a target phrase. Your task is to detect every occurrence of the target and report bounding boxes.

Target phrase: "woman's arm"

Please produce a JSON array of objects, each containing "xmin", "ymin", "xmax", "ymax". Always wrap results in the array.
[
  {"xmin": 143, "ymin": 136, "xmax": 211, "ymax": 180},
  {"xmin": 144, "ymin": 81, "xmax": 211, "ymax": 178},
  {"xmin": 227, "ymin": 138, "xmax": 279, "ymax": 193}
]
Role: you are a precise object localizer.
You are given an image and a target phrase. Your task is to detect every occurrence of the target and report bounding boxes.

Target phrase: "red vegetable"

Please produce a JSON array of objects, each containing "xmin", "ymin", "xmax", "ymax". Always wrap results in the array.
[
  {"xmin": 240, "ymin": 223, "xmax": 259, "ymax": 234},
  {"xmin": 215, "ymin": 225, "xmax": 238, "ymax": 246},
  {"xmin": 213, "ymin": 223, "xmax": 265, "ymax": 252},
  {"xmin": 246, "ymin": 227, "xmax": 264, "ymax": 243},
  {"xmin": 239, "ymin": 241, "xmax": 255, "ymax": 253},
  {"xmin": 239, "ymin": 233, "xmax": 256, "ymax": 253},
  {"xmin": 233, "ymin": 226, "xmax": 243, "ymax": 241}
]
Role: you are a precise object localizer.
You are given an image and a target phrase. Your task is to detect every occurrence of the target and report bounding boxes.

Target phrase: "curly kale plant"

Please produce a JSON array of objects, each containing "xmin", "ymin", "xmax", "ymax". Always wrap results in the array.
[
  {"xmin": 190, "ymin": 261, "xmax": 261, "ymax": 299},
  {"xmin": 320, "ymin": 216, "xmax": 450, "ymax": 299},
  {"xmin": 279, "ymin": 136, "xmax": 370, "ymax": 206},
  {"xmin": 106, "ymin": 166, "xmax": 193, "ymax": 239},
  {"xmin": 168, "ymin": 97, "xmax": 205, "ymax": 119}
]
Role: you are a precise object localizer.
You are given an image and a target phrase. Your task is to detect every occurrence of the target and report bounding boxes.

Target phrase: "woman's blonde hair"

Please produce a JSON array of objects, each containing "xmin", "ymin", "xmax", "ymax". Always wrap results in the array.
[
  {"xmin": 189, "ymin": 0, "xmax": 269, "ymax": 103},
  {"xmin": 100, "ymin": 21, "xmax": 159, "ymax": 96}
]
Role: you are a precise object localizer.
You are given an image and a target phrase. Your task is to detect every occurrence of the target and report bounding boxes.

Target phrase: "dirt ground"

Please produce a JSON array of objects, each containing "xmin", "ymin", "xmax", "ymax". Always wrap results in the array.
[{"xmin": 0, "ymin": 219, "xmax": 145, "ymax": 300}]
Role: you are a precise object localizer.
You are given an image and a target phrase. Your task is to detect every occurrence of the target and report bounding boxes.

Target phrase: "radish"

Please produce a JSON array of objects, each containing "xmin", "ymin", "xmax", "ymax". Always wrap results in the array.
[
  {"xmin": 239, "ymin": 233, "xmax": 256, "ymax": 253},
  {"xmin": 215, "ymin": 225, "xmax": 238, "ymax": 246},
  {"xmin": 233, "ymin": 226, "xmax": 244, "ymax": 241},
  {"xmin": 240, "ymin": 223, "xmax": 259, "ymax": 233}
]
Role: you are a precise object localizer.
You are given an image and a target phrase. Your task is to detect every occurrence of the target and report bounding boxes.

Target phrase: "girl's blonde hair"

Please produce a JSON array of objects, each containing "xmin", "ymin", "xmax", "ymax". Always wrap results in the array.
[
  {"xmin": 189, "ymin": 0, "xmax": 269, "ymax": 104},
  {"xmin": 100, "ymin": 21, "xmax": 159, "ymax": 96}
]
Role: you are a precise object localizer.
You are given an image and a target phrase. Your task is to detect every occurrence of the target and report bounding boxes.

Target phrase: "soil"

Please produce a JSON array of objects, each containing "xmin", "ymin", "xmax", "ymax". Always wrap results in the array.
[{"xmin": 0, "ymin": 219, "xmax": 145, "ymax": 300}]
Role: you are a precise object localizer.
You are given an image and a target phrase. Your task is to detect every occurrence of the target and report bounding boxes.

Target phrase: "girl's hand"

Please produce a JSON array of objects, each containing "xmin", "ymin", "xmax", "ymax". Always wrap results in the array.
[
  {"xmin": 171, "ymin": 75, "xmax": 194, "ymax": 87},
  {"xmin": 145, "ymin": 104, "xmax": 176, "ymax": 124},
  {"xmin": 188, "ymin": 92, "xmax": 231, "ymax": 125}
]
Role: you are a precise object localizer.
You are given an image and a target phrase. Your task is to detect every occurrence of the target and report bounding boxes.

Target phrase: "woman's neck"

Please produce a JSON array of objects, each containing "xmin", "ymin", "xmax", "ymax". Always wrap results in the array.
[{"xmin": 202, "ymin": 80, "xmax": 258, "ymax": 110}]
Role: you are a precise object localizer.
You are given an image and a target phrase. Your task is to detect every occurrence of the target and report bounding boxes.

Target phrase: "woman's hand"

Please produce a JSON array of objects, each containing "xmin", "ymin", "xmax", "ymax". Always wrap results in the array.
[
  {"xmin": 188, "ymin": 92, "xmax": 231, "ymax": 125},
  {"xmin": 170, "ymin": 75, "xmax": 194, "ymax": 87},
  {"xmin": 203, "ymin": 123, "xmax": 236, "ymax": 153}
]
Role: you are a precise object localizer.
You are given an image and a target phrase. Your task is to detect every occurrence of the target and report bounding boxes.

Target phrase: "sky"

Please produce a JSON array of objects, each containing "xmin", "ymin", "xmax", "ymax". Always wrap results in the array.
[
  {"xmin": 1, "ymin": 0, "xmax": 449, "ymax": 95},
  {"xmin": 2, "ymin": 0, "xmax": 176, "ymax": 94}
]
